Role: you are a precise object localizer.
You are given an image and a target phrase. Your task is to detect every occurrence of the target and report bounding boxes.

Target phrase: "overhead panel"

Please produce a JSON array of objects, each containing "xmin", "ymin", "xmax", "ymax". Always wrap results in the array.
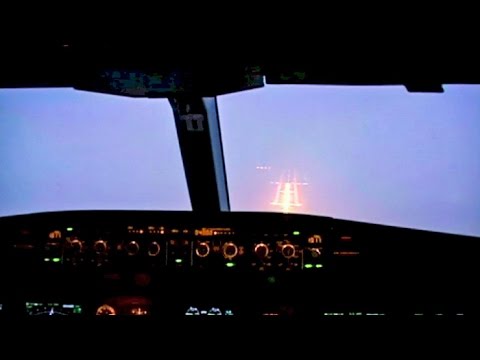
[{"xmin": 74, "ymin": 65, "xmax": 264, "ymax": 98}]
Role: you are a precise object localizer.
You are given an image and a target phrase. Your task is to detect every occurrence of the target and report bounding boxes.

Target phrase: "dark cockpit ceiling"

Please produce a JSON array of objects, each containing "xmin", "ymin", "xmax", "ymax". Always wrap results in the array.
[{"xmin": 2, "ymin": 35, "xmax": 480, "ymax": 94}]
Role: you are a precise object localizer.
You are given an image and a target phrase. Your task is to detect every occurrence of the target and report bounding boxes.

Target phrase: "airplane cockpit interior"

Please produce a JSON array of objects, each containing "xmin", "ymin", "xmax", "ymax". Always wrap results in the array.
[{"xmin": 1, "ymin": 38, "xmax": 479, "ymax": 324}]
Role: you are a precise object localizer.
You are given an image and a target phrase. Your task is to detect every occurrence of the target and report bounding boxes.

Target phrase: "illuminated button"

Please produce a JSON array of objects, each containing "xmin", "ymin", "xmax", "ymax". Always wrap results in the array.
[
  {"xmin": 281, "ymin": 244, "xmax": 296, "ymax": 259},
  {"xmin": 208, "ymin": 307, "xmax": 222, "ymax": 316},
  {"xmin": 49, "ymin": 230, "xmax": 62, "ymax": 239},
  {"xmin": 185, "ymin": 307, "xmax": 200, "ymax": 316},
  {"xmin": 93, "ymin": 240, "xmax": 107, "ymax": 255},
  {"xmin": 223, "ymin": 242, "xmax": 238, "ymax": 259},
  {"xmin": 195, "ymin": 242, "xmax": 210, "ymax": 258},
  {"xmin": 254, "ymin": 243, "xmax": 269, "ymax": 259},
  {"xmin": 308, "ymin": 235, "xmax": 322, "ymax": 244},
  {"xmin": 148, "ymin": 242, "xmax": 161, "ymax": 257},
  {"xmin": 126, "ymin": 241, "xmax": 140, "ymax": 256}
]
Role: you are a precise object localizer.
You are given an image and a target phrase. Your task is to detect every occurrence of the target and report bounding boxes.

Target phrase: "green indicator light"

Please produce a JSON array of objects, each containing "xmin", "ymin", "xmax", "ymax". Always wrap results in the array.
[
  {"xmin": 315, "ymin": 264, "xmax": 323, "ymax": 268},
  {"xmin": 44, "ymin": 258, "xmax": 50, "ymax": 262},
  {"xmin": 305, "ymin": 264, "xmax": 313, "ymax": 269},
  {"xmin": 52, "ymin": 258, "xmax": 61, "ymax": 263},
  {"xmin": 293, "ymin": 231, "xmax": 300, "ymax": 236},
  {"xmin": 66, "ymin": 227, "xmax": 73, "ymax": 231},
  {"xmin": 175, "ymin": 259, "xmax": 182, "ymax": 264},
  {"xmin": 226, "ymin": 262, "xmax": 235, "ymax": 268}
]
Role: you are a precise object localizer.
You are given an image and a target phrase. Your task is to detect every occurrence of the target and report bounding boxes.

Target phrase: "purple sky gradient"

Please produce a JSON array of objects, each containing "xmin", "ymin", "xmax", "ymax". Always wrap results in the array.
[
  {"xmin": 1, "ymin": 85, "xmax": 479, "ymax": 236},
  {"xmin": 218, "ymin": 85, "xmax": 480, "ymax": 236},
  {"xmin": 0, "ymin": 88, "xmax": 190, "ymax": 212}
]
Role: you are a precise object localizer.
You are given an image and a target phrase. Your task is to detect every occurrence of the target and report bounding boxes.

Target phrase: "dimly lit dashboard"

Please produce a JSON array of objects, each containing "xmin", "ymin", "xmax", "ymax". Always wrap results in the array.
[{"xmin": 0, "ymin": 210, "xmax": 478, "ymax": 318}]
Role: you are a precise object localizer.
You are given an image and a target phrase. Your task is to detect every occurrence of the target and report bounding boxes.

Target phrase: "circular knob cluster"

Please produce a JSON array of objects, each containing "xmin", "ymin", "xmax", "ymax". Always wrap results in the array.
[
  {"xmin": 126, "ymin": 241, "xmax": 140, "ymax": 256},
  {"xmin": 195, "ymin": 242, "xmax": 210, "ymax": 258},
  {"xmin": 148, "ymin": 242, "xmax": 161, "ymax": 257},
  {"xmin": 281, "ymin": 244, "xmax": 296, "ymax": 259},
  {"xmin": 254, "ymin": 243, "xmax": 269, "ymax": 259},
  {"xmin": 93, "ymin": 240, "xmax": 107, "ymax": 255},
  {"xmin": 223, "ymin": 242, "xmax": 238, "ymax": 259}
]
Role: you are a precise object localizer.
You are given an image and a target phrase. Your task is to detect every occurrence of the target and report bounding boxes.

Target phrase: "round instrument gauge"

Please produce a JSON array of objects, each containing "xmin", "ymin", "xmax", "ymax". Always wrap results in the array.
[{"xmin": 96, "ymin": 304, "xmax": 116, "ymax": 316}]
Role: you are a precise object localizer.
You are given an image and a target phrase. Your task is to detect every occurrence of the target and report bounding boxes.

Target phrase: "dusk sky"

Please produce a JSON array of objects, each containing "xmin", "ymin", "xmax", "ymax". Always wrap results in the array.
[{"xmin": 1, "ymin": 85, "xmax": 479, "ymax": 236}]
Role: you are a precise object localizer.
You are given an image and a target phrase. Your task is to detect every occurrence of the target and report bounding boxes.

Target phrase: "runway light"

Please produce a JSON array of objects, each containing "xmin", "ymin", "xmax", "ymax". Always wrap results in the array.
[
  {"xmin": 305, "ymin": 264, "xmax": 313, "ymax": 269},
  {"xmin": 315, "ymin": 264, "xmax": 323, "ymax": 268},
  {"xmin": 66, "ymin": 227, "xmax": 73, "ymax": 231},
  {"xmin": 175, "ymin": 259, "xmax": 182, "ymax": 264},
  {"xmin": 293, "ymin": 231, "xmax": 300, "ymax": 236},
  {"xmin": 44, "ymin": 258, "xmax": 50, "ymax": 262},
  {"xmin": 226, "ymin": 262, "xmax": 235, "ymax": 268},
  {"xmin": 52, "ymin": 258, "xmax": 61, "ymax": 263}
]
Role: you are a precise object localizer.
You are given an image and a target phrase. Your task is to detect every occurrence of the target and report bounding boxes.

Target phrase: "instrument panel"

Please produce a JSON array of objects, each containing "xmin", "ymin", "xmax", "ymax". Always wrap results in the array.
[
  {"xmin": 0, "ymin": 210, "xmax": 478, "ymax": 318},
  {"xmin": 6, "ymin": 211, "xmax": 338, "ymax": 273}
]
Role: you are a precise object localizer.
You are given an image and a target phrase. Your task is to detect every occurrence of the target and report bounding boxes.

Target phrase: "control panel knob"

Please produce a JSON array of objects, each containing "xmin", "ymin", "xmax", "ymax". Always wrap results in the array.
[
  {"xmin": 195, "ymin": 242, "xmax": 210, "ymax": 258},
  {"xmin": 254, "ymin": 243, "xmax": 269, "ymax": 259},
  {"xmin": 148, "ymin": 242, "xmax": 161, "ymax": 257},
  {"xmin": 126, "ymin": 241, "xmax": 140, "ymax": 256},
  {"xmin": 93, "ymin": 240, "xmax": 107, "ymax": 255},
  {"xmin": 71, "ymin": 239, "xmax": 82, "ymax": 252},
  {"xmin": 281, "ymin": 244, "xmax": 296, "ymax": 259},
  {"xmin": 223, "ymin": 242, "xmax": 238, "ymax": 259},
  {"xmin": 310, "ymin": 248, "xmax": 321, "ymax": 258}
]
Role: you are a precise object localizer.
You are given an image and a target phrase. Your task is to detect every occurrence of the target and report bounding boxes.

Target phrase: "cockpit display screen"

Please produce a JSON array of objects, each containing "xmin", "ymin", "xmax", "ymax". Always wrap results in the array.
[{"xmin": 26, "ymin": 302, "xmax": 82, "ymax": 316}]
